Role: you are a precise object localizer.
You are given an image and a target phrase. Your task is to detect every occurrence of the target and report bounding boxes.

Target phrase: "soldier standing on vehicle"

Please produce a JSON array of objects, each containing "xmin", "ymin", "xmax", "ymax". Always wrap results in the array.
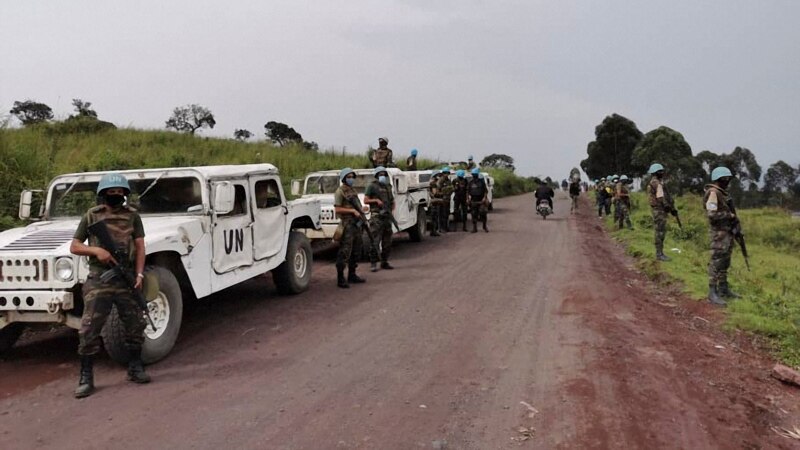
[
  {"xmin": 569, "ymin": 178, "xmax": 581, "ymax": 213},
  {"xmin": 646, "ymin": 163, "xmax": 677, "ymax": 261},
  {"xmin": 333, "ymin": 168, "xmax": 368, "ymax": 288},
  {"xmin": 438, "ymin": 167, "xmax": 454, "ymax": 232},
  {"xmin": 466, "ymin": 155, "xmax": 477, "ymax": 170},
  {"xmin": 371, "ymin": 137, "xmax": 394, "ymax": 168},
  {"xmin": 428, "ymin": 170, "xmax": 442, "ymax": 237},
  {"xmin": 467, "ymin": 168, "xmax": 489, "ymax": 233},
  {"xmin": 616, "ymin": 175, "xmax": 633, "ymax": 230},
  {"xmin": 69, "ymin": 173, "xmax": 150, "ymax": 398},
  {"xmin": 406, "ymin": 149, "xmax": 418, "ymax": 171},
  {"xmin": 704, "ymin": 167, "xmax": 740, "ymax": 306},
  {"xmin": 452, "ymin": 169, "xmax": 469, "ymax": 231},
  {"xmin": 364, "ymin": 166, "xmax": 395, "ymax": 272}
]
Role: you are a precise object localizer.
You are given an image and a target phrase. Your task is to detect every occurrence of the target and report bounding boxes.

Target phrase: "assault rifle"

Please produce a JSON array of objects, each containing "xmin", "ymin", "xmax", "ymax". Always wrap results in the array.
[
  {"xmin": 671, "ymin": 208, "xmax": 683, "ymax": 230},
  {"xmin": 380, "ymin": 202, "xmax": 400, "ymax": 232},
  {"xmin": 87, "ymin": 219, "xmax": 157, "ymax": 332},
  {"xmin": 344, "ymin": 196, "xmax": 374, "ymax": 245},
  {"xmin": 728, "ymin": 198, "xmax": 750, "ymax": 271}
]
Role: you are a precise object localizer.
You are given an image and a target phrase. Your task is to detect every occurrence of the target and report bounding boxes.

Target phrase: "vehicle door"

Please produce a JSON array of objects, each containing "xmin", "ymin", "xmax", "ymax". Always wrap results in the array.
[
  {"xmin": 211, "ymin": 181, "xmax": 254, "ymax": 273},
  {"xmin": 250, "ymin": 176, "xmax": 286, "ymax": 260},
  {"xmin": 392, "ymin": 174, "xmax": 413, "ymax": 231}
]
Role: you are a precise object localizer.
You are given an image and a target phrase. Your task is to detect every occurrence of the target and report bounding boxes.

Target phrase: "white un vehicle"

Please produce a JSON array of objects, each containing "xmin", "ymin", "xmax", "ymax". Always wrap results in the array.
[
  {"xmin": 292, "ymin": 168, "xmax": 431, "ymax": 251},
  {"xmin": 0, "ymin": 164, "xmax": 321, "ymax": 363}
]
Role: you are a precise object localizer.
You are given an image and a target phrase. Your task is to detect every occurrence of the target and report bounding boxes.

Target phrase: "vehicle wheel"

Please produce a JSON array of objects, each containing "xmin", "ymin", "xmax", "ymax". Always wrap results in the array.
[
  {"xmin": 0, "ymin": 323, "xmax": 25, "ymax": 355},
  {"xmin": 102, "ymin": 266, "xmax": 183, "ymax": 365},
  {"xmin": 407, "ymin": 207, "xmax": 427, "ymax": 242},
  {"xmin": 488, "ymin": 202, "xmax": 494, "ymax": 211},
  {"xmin": 273, "ymin": 231, "xmax": 313, "ymax": 295}
]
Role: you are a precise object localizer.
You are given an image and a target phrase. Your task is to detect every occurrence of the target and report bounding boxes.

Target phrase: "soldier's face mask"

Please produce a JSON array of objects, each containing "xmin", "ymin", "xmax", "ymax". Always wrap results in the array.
[
  {"xmin": 345, "ymin": 177, "xmax": 355, "ymax": 187},
  {"xmin": 104, "ymin": 194, "xmax": 125, "ymax": 207},
  {"xmin": 378, "ymin": 175, "xmax": 388, "ymax": 185},
  {"xmin": 718, "ymin": 177, "xmax": 731, "ymax": 189}
]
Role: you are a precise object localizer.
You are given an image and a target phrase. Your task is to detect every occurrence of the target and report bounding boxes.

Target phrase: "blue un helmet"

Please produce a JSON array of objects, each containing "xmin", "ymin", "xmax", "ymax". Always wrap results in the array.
[
  {"xmin": 471, "ymin": 168, "xmax": 480, "ymax": 176},
  {"xmin": 441, "ymin": 166, "xmax": 451, "ymax": 174},
  {"xmin": 96, "ymin": 173, "xmax": 131, "ymax": 195},
  {"xmin": 648, "ymin": 163, "xmax": 665, "ymax": 174},
  {"xmin": 373, "ymin": 166, "xmax": 387, "ymax": 177},
  {"xmin": 339, "ymin": 167, "xmax": 355, "ymax": 182},
  {"xmin": 411, "ymin": 148, "xmax": 418, "ymax": 156},
  {"xmin": 620, "ymin": 175, "xmax": 629, "ymax": 182},
  {"xmin": 711, "ymin": 166, "xmax": 733, "ymax": 181},
  {"xmin": 456, "ymin": 169, "xmax": 466, "ymax": 178}
]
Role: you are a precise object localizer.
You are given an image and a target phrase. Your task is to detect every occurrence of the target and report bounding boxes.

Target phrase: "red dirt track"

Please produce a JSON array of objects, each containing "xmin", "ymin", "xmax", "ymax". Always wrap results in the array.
[{"xmin": 1, "ymin": 193, "xmax": 798, "ymax": 449}]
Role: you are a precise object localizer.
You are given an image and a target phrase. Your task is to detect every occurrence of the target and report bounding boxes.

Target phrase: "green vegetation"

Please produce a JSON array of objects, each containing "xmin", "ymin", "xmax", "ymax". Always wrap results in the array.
[
  {"xmin": 0, "ymin": 126, "xmax": 533, "ymax": 229},
  {"xmin": 604, "ymin": 192, "xmax": 800, "ymax": 365}
]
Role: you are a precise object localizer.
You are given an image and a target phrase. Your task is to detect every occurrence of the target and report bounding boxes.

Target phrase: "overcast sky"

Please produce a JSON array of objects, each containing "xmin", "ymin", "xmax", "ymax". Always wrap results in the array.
[{"xmin": 2, "ymin": 0, "xmax": 798, "ymax": 178}]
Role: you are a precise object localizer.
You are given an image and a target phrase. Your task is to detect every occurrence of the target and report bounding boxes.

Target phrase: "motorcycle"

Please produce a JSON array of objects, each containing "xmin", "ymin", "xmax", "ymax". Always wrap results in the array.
[{"xmin": 536, "ymin": 199, "xmax": 552, "ymax": 219}]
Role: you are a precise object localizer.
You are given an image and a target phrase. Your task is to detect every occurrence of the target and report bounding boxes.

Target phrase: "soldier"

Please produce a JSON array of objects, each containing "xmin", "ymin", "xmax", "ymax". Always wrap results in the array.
[
  {"xmin": 452, "ymin": 169, "xmax": 469, "ymax": 231},
  {"xmin": 428, "ymin": 170, "xmax": 442, "ymax": 237},
  {"xmin": 69, "ymin": 173, "xmax": 150, "ymax": 398},
  {"xmin": 371, "ymin": 137, "xmax": 394, "ymax": 168},
  {"xmin": 646, "ymin": 163, "xmax": 677, "ymax": 261},
  {"xmin": 438, "ymin": 166, "xmax": 454, "ymax": 232},
  {"xmin": 704, "ymin": 167, "xmax": 740, "ymax": 306},
  {"xmin": 364, "ymin": 166, "xmax": 395, "ymax": 272},
  {"xmin": 467, "ymin": 168, "xmax": 489, "ymax": 232},
  {"xmin": 406, "ymin": 148, "xmax": 418, "ymax": 171},
  {"xmin": 333, "ymin": 168, "xmax": 368, "ymax": 288},
  {"xmin": 568, "ymin": 178, "xmax": 581, "ymax": 213},
  {"xmin": 596, "ymin": 177, "xmax": 607, "ymax": 217},
  {"xmin": 610, "ymin": 174, "xmax": 620, "ymax": 221},
  {"xmin": 603, "ymin": 176, "xmax": 614, "ymax": 216},
  {"xmin": 466, "ymin": 155, "xmax": 477, "ymax": 170},
  {"xmin": 616, "ymin": 175, "xmax": 633, "ymax": 230}
]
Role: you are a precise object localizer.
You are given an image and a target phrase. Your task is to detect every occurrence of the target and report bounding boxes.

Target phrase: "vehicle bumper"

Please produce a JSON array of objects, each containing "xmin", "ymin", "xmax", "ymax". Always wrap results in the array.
[{"xmin": 0, "ymin": 291, "xmax": 79, "ymax": 329}]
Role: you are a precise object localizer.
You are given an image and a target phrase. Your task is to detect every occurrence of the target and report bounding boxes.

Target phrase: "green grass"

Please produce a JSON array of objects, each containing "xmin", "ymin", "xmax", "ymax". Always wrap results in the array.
[
  {"xmin": 603, "ymin": 192, "xmax": 800, "ymax": 366},
  {"xmin": 0, "ymin": 126, "xmax": 532, "ymax": 229}
]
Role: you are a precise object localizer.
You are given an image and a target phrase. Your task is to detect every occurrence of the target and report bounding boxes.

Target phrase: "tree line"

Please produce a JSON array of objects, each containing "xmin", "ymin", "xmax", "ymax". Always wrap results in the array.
[{"xmin": 580, "ymin": 113, "xmax": 800, "ymax": 209}]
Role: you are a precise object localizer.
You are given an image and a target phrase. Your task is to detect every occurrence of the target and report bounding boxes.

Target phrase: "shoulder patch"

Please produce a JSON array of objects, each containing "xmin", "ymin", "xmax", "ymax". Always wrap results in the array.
[{"xmin": 706, "ymin": 190, "xmax": 718, "ymax": 211}]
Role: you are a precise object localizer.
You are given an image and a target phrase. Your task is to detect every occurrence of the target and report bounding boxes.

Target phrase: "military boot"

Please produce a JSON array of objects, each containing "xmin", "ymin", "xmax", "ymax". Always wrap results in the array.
[
  {"xmin": 127, "ymin": 348, "xmax": 151, "ymax": 384},
  {"xmin": 708, "ymin": 284, "xmax": 727, "ymax": 306},
  {"xmin": 74, "ymin": 355, "xmax": 95, "ymax": 398},
  {"xmin": 348, "ymin": 266, "xmax": 366, "ymax": 283},
  {"xmin": 462, "ymin": 222, "xmax": 467, "ymax": 232},
  {"xmin": 719, "ymin": 282, "xmax": 741, "ymax": 299},
  {"xmin": 370, "ymin": 262, "xmax": 379, "ymax": 272},
  {"xmin": 471, "ymin": 222, "xmax": 478, "ymax": 233},
  {"xmin": 381, "ymin": 261, "xmax": 394, "ymax": 270},
  {"xmin": 483, "ymin": 222, "xmax": 489, "ymax": 233},
  {"xmin": 336, "ymin": 264, "xmax": 349, "ymax": 288}
]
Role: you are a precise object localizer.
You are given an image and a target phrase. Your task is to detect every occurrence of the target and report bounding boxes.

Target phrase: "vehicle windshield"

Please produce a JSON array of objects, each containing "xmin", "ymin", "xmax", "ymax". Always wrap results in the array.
[
  {"xmin": 304, "ymin": 174, "xmax": 373, "ymax": 195},
  {"xmin": 48, "ymin": 176, "xmax": 203, "ymax": 217}
]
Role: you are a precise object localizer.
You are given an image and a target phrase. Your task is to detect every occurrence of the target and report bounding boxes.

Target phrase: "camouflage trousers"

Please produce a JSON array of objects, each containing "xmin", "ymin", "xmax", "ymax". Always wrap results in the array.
[
  {"xmin": 440, "ymin": 199, "xmax": 451, "ymax": 231},
  {"xmin": 617, "ymin": 202, "xmax": 632, "ymax": 229},
  {"xmin": 470, "ymin": 202, "xmax": 487, "ymax": 225},
  {"xmin": 78, "ymin": 275, "xmax": 145, "ymax": 356},
  {"xmin": 453, "ymin": 197, "xmax": 468, "ymax": 226},
  {"xmin": 428, "ymin": 204, "xmax": 441, "ymax": 235},
  {"xmin": 336, "ymin": 220, "xmax": 363, "ymax": 269},
  {"xmin": 708, "ymin": 229, "xmax": 734, "ymax": 285},
  {"xmin": 651, "ymin": 208, "xmax": 667, "ymax": 254},
  {"xmin": 369, "ymin": 215, "xmax": 393, "ymax": 263}
]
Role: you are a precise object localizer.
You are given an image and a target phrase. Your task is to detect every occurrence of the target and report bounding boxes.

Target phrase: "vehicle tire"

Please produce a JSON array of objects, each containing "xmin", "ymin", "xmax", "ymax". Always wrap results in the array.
[
  {"xmin": 407, "ymin": 207, "xmax": 427, "ymax": 242},
  {"xmin": 102, "ymin": 266, "xmax": 183, "ymax": 365},
  {"xmin": 0, "ymin": 323, "xmax": 25, "ymax": 355},
  {"xmin": 273, "ymin": 231, "xmax": 313, "ymax": 295}
]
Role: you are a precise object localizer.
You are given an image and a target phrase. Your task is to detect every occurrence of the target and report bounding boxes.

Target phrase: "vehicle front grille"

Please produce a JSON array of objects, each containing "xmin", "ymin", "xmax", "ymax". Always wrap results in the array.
[{"xmin": 0, "ymin": 258, "xmax": 49, "ymax": 283}]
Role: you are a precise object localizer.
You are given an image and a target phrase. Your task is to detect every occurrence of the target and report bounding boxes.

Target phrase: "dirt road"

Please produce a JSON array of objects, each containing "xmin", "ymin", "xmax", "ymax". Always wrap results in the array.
[{"xmin": 1, "ymin": 194, "xmax": 798, "ymax": 449}]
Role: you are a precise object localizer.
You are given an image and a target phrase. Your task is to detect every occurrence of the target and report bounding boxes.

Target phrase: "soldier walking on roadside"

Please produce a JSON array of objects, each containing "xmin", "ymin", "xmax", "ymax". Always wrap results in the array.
[
  {"xmin": 596, "ymin": 177, "xmax": 607, "ymax": 217},
  {"xmin": 364, "ymin": 166, "xmax": 395, "ymax": 272},
  {"xmin": 467, "ymin": 168, "xmax": 489, "ymax": 233},
  {"xmin": 69, "ymin": 173, "xmax": 150, "ymax": 398},
  {"xmin": 704, "ymin": 167, "xmax": 741, "ymax": 306},
  {"xmin": 371, "ymin": 137, "xmax": 394, "ymax": 168},
  {"xmin": 333, "ymin": 168, "xmax": 368, "ymax": 288},
  {"xmin": 452, "ymin": 170, "xmax": 469, "ymax": 231},
  {"xmin": 406, "ymin": 149, "xmax": 418, "ymax": 171},
  {"xmin": 646, "ymin": 163, "xmax": 677, "ymax": 261},
  {"xmin": 616, "ymin": 175, "xmax": 633, "ymax": 230}
]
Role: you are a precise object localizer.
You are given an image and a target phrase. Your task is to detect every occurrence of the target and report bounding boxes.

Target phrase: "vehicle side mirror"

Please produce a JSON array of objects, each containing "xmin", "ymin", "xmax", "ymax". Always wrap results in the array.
[
  {"xmin": 212, "ymin": 182, "xmax": 235, "ymax": 215},
  {"xmin": 19, "ymin": 190, "xmax": 34, "ymax": 219},
  {"xmin": 396, "ymin": 177, "xmax": 408, "ymax": 194},
  {"xmin": 291, "ymin": 179, "xmax": 302, "ymax": 197}
]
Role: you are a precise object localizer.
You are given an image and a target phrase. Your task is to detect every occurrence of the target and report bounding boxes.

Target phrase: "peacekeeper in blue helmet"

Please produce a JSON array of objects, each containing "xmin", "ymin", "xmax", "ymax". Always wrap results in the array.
[
  {"xmin": 333, "ymin": 168, "xmax": 368, "ymax": 288},
  {"xmin": 406, "ymin": 148, "xmax": 418, "ymax": 171},
  {"xmin": 646, "ymin": 163, "xmax": 677, "ymax": 261},
  {"xmin": 364, "ymin": 166, "xmax": 395, "ymax": 272},
  {"xmin": 466, "ymin": 155, "xmax": 476, "ymax": 170},
  {"xmin": 452, "ymin": 169, "xmax": 469, "ymax": 231},
  {"xmin": 704, "ymin": 167, "xmax": 741, "ymax": 307},
  {"xmin": 70, "ymin": 173, "xmax": 150, "ymax": 398},
  {"xmin": 467, "ymin": 168, "xmax": 489, "ymax": 233}
]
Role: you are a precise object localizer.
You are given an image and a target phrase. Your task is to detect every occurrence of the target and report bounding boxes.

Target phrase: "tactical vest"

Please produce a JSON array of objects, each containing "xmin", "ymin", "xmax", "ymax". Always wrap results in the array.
[
  {"xmin": 336, "ymin": 184, "xmax": 362, "ymax": 224},
  {"xmin": 647, "ymin": 177, "xmax": 663, "ymax": 208},
  {"xmin": 468, "ymin": 178, "xmax": 486, "ymax": 199},
  {"xmin": 453, "ymin": 178, "xmax": 468, "ymax": 199},
  {"xmin": 373, "ymin": 148, "xmax": 392, "ymax": 166},
  {"xmin": 369, "ymin": 181, "xmax": 394, "ymax": 213},
  {"xmin": 86, "ymin": 205, "xmax": 137, "ymax": 268}
]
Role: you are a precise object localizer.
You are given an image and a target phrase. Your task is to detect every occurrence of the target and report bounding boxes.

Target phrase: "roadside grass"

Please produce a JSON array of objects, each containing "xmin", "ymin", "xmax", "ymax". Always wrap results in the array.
[{"xmin": 602, "ymin": 192, "xmax": 800, "ymax": 366}]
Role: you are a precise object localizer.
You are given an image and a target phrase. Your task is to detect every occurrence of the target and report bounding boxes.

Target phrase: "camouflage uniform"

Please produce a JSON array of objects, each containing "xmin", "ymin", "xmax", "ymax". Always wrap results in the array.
[
  {"xmin": 428, "ymin": 176, "xmax": 442, "ymax": 236},
  {"xmin": 438, "ymin": 176, "xmax": 454, "ymax": 232},
  {"xmin": 334, "ymin": 184, "xmax": 365, "ymax": 273},
  {"xmin": 615, "ymin": 182, "xmax": 632, "ymax": 230},
  {"xmin": 365, "ymin": 180, "xmax": 394, "ymax": 265},
  {"xmin": 372, "ymin": 147, "xmax": 394, "ymax": 168},
  {"xmin": 596, "ymin": 181, "xmax": 607, "ymax": 217},
  {"xmin": 452, "ymin": 177, "xmax": 469, "ymax": 231},
  {"xmin": 647, "ymin": 176, "xmax": 674, "ymax": 258},
  {"xmin": 467, "ymin": 177, "xmax": 489, "ymax": 232},
  {"xmin": 703, "ymin": 183, "xmax": 736, "ymax": 289},
  {"xmin": 466, "ymin": 161, "xmax": 476, "ymax": 170},
  {"xmin": 73, "ymin": 205, "xmax": 146, "ymax": 357},
  {"xmin": 406, "ymin": 155, "xmax": 417, "ymax": 171}
]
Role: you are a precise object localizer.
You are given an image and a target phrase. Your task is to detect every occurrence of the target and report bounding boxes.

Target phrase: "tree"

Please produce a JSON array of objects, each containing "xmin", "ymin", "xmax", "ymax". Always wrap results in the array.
[
  {"xmin": 71, "ymin": 99, "xmax": 97, "ymax": 118},
  {"xmin": 764, "ymin": 161, "xmax": 797, "ymax": 193},
  {"xmin": 480, "ymin": 153, "xmax": 515, "ymax": 172},
  {"xmin": 580, "ymin": 114, "xmax": 643, "ymax": 179},
  {"xmin": 165, "ymin": 104, "xmax": 216, "ymax": 134},
  {"xmin": 302, "ymin": 141, "xmax": 319, "ymax": 151},
  {"xmin": 234, "ymin": 129, "xmax": 253, "ymax": 141},
  {"xmin": 631, "ymin": 126, "xmax": 704, "ymax": 194},
  {"xmin": 264, "ymin": 121, "xmax": 303, "ymax": 146},
  {"xmin": 10, "ymin": 100, "xmax": 53, "ymax": 125}
]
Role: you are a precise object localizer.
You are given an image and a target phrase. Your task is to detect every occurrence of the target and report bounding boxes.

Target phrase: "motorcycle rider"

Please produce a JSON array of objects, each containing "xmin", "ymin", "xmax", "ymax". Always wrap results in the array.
[{"xmin": 534, "ymin": 179, "xmax": 555, "ymax": 212}]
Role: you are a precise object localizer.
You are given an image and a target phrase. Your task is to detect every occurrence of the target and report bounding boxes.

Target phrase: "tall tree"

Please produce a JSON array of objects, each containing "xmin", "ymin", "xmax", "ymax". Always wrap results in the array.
[
  {"xmin": 264, "ymin": 121, "xmax": 302, "ymax": 146},
  {"xmin": 165, "ymin": 104, "xmax": 216, "ymax": 134},
  {"xmin": 71, "ymin": 99, "xmax": 97, "ymax": 118},
  {"xmin": 632, "ymin": 126, "xmax": 704, "ymax": 194},
  {"xmin": 234, "ymin": 129, "xmax": 253, "ymax": 141},
  {"xmin": 580, "ymin": 114, "xmax": 643, "ymax": 179},
  {"xmin": 480, "ymin": 153, "xmax": 515, "ymax": 172},
  {"xmin": 764, "ymin": 161, "xmax": 797, "ymax": 193},
  {"xmin": 9, "ymin": 100, "xmax": 53, "ymax": 125}
]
